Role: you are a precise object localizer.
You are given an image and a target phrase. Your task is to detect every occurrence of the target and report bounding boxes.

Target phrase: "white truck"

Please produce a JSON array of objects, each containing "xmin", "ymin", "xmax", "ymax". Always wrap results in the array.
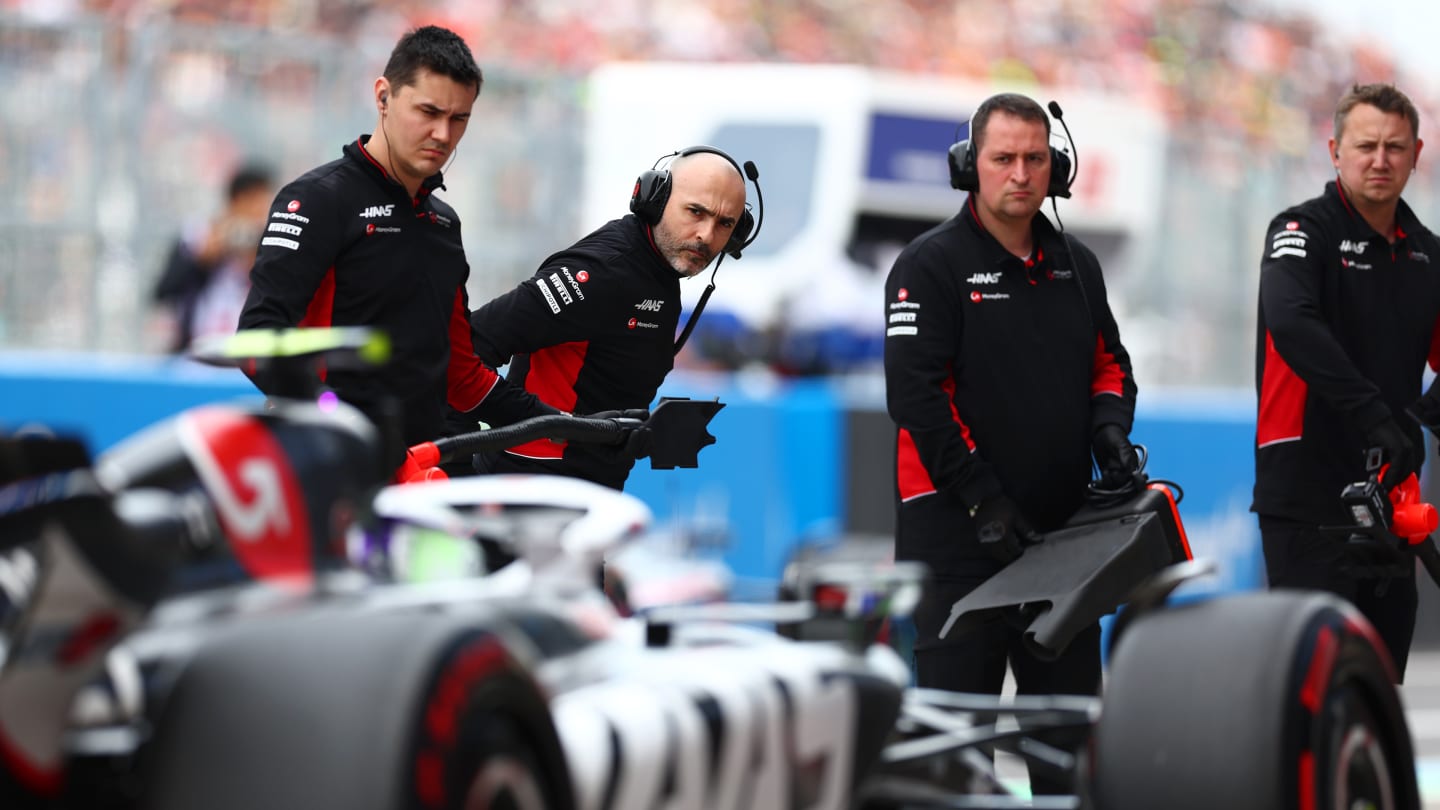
[{"xmin": 581, "ymin": 62, "xmax": 1169, "ymax": 372}]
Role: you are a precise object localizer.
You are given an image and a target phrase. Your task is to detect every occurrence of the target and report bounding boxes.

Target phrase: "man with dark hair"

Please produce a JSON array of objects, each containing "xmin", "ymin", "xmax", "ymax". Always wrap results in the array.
[
  {"xmin": 238, "ymin": 26, "xmax": 553, "ymax": 463},
  {"xmin": 1253, "ymin": 82, "xmax": 1440, "ymax": 681},
  {"xmin": 884, "ymin": 91, "xmax": 1137, "ymax": 721},
  {"xmin": 153, "ymin": 162, "xmax": 275, "ymax": 353}
]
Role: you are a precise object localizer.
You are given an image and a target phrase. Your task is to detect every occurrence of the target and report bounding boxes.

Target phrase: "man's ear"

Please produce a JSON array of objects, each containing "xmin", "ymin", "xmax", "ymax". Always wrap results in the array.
[{"xmin": 374, "ymin": 77, "xmax": 390, "ymax": 114}]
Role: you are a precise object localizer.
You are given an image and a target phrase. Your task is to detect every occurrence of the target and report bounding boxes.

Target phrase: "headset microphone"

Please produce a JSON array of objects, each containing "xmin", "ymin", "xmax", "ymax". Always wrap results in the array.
[
  {"xmin": 1045, "ymin": 100, "xmax": 1095, "ymax": 343},
  {"xmin": 734, "ymin": 160, "xmax": 764, "ymax": 260},
  {"xmin": 1048, "ymin": 101, "xmax": 1079, "ymax": 192}
]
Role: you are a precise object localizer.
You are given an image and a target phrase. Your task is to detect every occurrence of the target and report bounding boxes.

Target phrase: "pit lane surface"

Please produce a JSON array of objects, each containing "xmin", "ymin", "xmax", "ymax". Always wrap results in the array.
[
  {"xmin": 1401, "ymin": 650, "xmax": 1440, "ymax": 808},
  {"xmin": 990, "ymin": 654, "xmax": 1440, "ymax": 804}
]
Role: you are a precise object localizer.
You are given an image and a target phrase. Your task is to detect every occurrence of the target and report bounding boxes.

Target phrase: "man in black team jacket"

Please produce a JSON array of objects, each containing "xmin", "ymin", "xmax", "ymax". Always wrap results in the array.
[
  {"xmin": 457, "ymin": 147, "xmax": 750, "ymax": 490},
  {"xmin": 238, "ymin": 26, "xmax": 553, "ymax": 465},
  {"xmin": 884, "ymin": 93, "xmax": 1137, "ymax": 718},
  {"xmin": 1254, "ymin": 82, "xmax": 1440, "ymax": 681}
]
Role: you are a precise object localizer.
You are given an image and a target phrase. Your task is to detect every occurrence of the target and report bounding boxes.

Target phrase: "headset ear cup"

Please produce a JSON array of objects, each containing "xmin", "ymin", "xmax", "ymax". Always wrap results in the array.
[
  {"xmin": 949, "ymin": 140, "xmax": 977, "ymax": 191},
  {"xmin": 725, "ymin": 208, "xmax": 755, "ymax": 259},
  {"xmin": 629, "ymin": 170, "xmax": 671, "ymax": 225},
  {"xmin": 1048, "ymin": 148, "xmax": 1073, "ymax": 198}
]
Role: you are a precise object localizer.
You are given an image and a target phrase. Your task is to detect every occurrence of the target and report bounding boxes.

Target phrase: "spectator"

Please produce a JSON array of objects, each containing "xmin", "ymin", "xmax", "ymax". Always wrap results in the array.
[{"xmin": 152, "ymin": 162, "xmax": 273, "ymax": 354}]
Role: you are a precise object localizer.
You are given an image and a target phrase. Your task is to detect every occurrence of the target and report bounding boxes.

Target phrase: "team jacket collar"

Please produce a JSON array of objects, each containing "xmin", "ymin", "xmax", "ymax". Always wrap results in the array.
[
  {"xmin": 346, "ymin": 135, "xmax": 446, "ymax": 203},
  {"xmin": 962, "ymin": 193, "xmax": 1064, "ymax": 271},
  {"xmin": 1326, "ymin": 179, "xmax": 1426, "ymax": 244}
]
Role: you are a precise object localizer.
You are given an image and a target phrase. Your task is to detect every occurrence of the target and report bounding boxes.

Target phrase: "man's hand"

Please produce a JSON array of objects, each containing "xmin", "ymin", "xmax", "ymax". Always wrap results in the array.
[
  {"xmin": 581, "ymin": 409, "xmax": 652, "ymax": 460},
  {"xmin": 1365, "ymin": 416, "xmax": 1421, "ymax": 490},
  {"xmin": 1092, "ymin": 423, "xmax": 1140, "ymax": 489},
  {"xmin": 583, "ymin": 408, "xmax": 650, "ymax": 422},
  {"xmin": 970, "ymin": 494, "xmax": 1041, "ymax": 563},
  {"xmin": 1408, "ymin": 395, "xmax": 1440, "ymax": 442}
]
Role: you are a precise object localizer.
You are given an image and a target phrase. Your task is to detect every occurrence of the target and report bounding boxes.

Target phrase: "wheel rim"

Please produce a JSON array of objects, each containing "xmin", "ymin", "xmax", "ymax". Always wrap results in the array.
[
  {"xmin": 1320, "ymin": 681, "xmax": 1398, "ymax": 810},
  {"xmin": 461, "ymin": 754, "xmax": 548, "ymax": 810},
  {"xmin": 1333, "ymin": 722, "xmax": 1394, "ymax": 810}
]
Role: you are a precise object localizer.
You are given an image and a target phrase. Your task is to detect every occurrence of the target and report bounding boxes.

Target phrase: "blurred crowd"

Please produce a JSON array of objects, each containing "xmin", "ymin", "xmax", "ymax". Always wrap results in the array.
[
  {"xmin": 11, "ymin": 0, "xmax": 1432, "ymax": 157},
  {"xmin": 2, "ymin": 0, "xmax": 1435, "ymax": 382}
]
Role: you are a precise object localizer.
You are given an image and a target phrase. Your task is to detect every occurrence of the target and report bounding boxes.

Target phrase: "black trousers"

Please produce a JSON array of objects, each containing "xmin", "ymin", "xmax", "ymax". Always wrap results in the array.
[{"xmin": 1259, "ymin": 514, "xmax": 1417, "ymax": 680}]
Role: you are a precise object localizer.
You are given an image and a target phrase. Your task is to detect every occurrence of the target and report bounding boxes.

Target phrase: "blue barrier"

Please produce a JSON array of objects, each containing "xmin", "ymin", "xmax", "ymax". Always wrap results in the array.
[
  {"xmin": 0, "ymin": 354, "xmax": 1262, "ymax": 592},
  {"xmin": 1131, "ymin": 388, "xmax": 1264, "ymax": 595},
  {"xmin": 0, "ymin": 353, "xmax": 259, "ymax": 450}
]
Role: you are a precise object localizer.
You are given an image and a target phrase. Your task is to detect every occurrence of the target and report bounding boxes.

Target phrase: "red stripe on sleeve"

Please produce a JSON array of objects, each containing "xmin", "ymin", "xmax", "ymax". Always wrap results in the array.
[
  {"xmin": 896, "ymin": 428, "xmax": 938, "ymax": 502},
  {"xmin": 896, "ymin": 374, "xmax": 975, "ymax": 502},
  {"xmin": 506, "ymin": 341, "xmax": 589, "ymax": 460},
  {"xmin": 1257, "ymin": 331, "xmax": 1308, "ymax": 448},
  {"xmin": 1428, "ymin": 315, "xmax": 1440, "ymax": 373},
  {"xmin": 447, "ymin": 289, "xmax": 500, "ymax": 412},
  {"xmin": 1090, "ymin": 332, "xmax": 1126, "ymax": 397},
  {"xmin": 298, "ymin": 268, "xmax": 336, "ymax": 329},
  {"xmin": 298, "ymin": 268, "xmax": 336, "ymax": 382}
]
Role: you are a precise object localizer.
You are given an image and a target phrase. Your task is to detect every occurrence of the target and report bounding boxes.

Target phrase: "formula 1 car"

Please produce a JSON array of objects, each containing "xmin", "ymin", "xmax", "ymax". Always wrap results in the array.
[
  {"xmin": 1, "ymin": 329, "xmax": 907, "ymax": 810},
  {"xmin": 0, "ymin": 328, "xmax": 1422, "ymax": 810}
]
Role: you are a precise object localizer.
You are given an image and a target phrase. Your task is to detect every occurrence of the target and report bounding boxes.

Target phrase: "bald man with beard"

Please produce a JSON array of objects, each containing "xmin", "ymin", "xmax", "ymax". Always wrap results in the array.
[{"xmin": 455, "ymin": 147, "xmax": 749, "ymax": 490}]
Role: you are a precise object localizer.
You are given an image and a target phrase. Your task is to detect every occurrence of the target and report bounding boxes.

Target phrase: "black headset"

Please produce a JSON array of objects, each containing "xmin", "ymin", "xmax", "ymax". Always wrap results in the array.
[
  {"xmin": 947, "ymin": 121, "xmax": 1074, "ymax": 199},
  {"xmin": 630, "ymin": 145, "xmax": 760, "ymax": 260}
]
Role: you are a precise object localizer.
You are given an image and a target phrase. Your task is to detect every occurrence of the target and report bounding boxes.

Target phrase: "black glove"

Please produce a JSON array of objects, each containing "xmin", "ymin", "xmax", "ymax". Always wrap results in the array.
[
  {"xmin": 970, "ymin": 494, "xmax": 1041, "ymax": 564},
  {"xmin": 581, "ymin": 410, "xmax": 652, "ymax": 461},
  {"xmin": 583, "ymin": 408, "xmax": 651, "ymax": 422},
  {"xmin": 1408, "ymin": 395, "xmax": 1440, "ymax": 439},
  {"xmin": 1364, "ymin": 416, "xmax": 1421, "ymax": 490},
  {"xmin": 1092, "ymin": 423, "xmax": 1139, "ymax": 489}
]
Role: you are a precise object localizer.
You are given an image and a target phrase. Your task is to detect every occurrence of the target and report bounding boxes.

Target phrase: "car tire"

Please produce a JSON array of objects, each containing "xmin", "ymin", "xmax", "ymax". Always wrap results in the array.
[
  {"xmin": 1088, "ymin": 590, "xmax": 1418, "ymax": 810},
  {"xmin": 407, "ymin": 632, "xmax": 570, "ymax": 810},
  {"xmin": 138, "ymin": 608, "xmax": 572, "ymax": 810}
]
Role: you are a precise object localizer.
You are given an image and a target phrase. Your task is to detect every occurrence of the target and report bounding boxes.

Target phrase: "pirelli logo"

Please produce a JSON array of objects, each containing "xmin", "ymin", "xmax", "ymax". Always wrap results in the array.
[
  {"xmin": 548, "ymin": 273, "xmax": 573, "ymax": 306},
  {"xmin": 537, "ymin": 280, "xmax": 561, "ymax": 314}
]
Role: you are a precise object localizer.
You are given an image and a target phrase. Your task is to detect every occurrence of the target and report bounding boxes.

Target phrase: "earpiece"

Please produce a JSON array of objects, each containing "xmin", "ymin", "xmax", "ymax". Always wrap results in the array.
[
  {"xmin": 380, "ymin": 90, "xmax": 388, "ymax": 110},
  {"xmin": 947, "ymin": 139, "xmax": 1073, "ymax": 198},
  {"xmin": 629, "ymin": 145, "xmax": 760, "ymax": 260}
]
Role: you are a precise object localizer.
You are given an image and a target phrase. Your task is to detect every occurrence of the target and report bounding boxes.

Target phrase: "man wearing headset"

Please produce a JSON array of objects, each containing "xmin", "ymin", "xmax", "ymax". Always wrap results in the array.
[
  {"xmin": 883, "ymin": 92, "xmax": 1137, "ymax": 743},
  {"xmin": 1254, "ymin": 82, "xmax": 1440, "ymax": 682},
  {"xmin": 452, "ymin": 147, "xmax": 750, "ymax": 490},
  {"xmin": 238, "ymin": 26, "xmax": 553, "ymax": 462}
]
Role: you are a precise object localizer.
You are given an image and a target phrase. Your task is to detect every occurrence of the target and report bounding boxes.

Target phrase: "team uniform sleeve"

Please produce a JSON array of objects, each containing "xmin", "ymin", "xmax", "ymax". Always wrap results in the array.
[
  {"xmin": 883, "ymin": 241, "xmax": 1002, "ymax": 507},
  {"xmin": 237, "ymin": 184, "xmax": 340, "ymax": 333},
  {"xmin": 235, "ymin": 184, "xmax": 346, "ymax": 396},
  {"xmin": 1071, "ymin": 238, "xmax": 1137, "ymax": 435},
  {"xmin": 1259, "ymin": 214, "xmax": 1390, "ymax": 430},
  {"xmin": 448, "ymin": 271, "xmax": 561, "ymax": 426},
  {"xmin": 469, "ymin": 261, "xmax": 597, "ymax": 366},
  {"xmin": 1414, "ymin": 317, "xmax": 1440, "ymax": 421}
]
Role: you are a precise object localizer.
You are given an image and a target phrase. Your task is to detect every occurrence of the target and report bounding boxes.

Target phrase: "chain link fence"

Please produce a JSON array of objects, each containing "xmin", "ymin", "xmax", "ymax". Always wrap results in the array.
[
  {"xmin": 5, "ymin": 13, "xmax": 1440, "ymax": 388},
  {"xmin": 0, "ymin": 14, "xmax": 583, "ymax": 354}
]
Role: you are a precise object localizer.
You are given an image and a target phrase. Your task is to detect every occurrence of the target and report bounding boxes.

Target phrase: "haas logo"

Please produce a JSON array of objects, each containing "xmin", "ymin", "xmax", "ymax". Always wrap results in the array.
[
  {"xmin": 178, "ymin": 407, "xmax": 313, "ymax": 583},
  {"xmin": 360, "ymin": 204, "xmax": 394, "ymax": 218},
  {"xmin": 634, "ymin": 299, "xmax": 665, "ymax": 312}
]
